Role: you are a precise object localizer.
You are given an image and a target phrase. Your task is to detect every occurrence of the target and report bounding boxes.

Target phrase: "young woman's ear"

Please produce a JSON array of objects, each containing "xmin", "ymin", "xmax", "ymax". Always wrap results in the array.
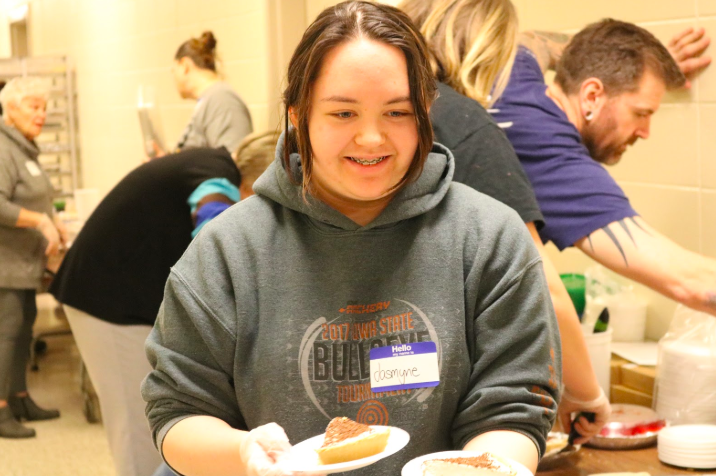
[{"xmin": 288, "ymin": 107, "xmax": 299, "ymax": 129}]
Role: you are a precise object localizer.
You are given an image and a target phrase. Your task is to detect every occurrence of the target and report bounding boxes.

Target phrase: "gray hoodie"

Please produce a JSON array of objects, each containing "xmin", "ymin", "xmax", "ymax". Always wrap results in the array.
[{"xmin": 143, "ymin": 140, "xmax": 561, "ymax": 474}]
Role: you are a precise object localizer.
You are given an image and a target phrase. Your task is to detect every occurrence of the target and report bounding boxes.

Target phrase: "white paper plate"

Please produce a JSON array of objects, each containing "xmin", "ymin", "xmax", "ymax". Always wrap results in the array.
[
  {"xmin": 658, "ymin": 450, "xmax": 716, "ymax": 469},
  {"xmin": 658, "ymin": 448, "xmax": 716, "ymax": 460},
  {"xmin": 658, "ymin": 424, "xmax": 716, "ymax": 443},
  {"xmin": 401, "ymin": 451, "xmax": 533, "ymax": 476},
  {"xmin": 285, "ymin": 425, "xmax": 410, "ymax": 474}
]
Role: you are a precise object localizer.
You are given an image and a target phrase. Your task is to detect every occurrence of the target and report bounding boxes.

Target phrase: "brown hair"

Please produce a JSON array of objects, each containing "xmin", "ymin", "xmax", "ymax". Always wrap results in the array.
[
  {"xmin": 233, "ymin": 130, "xmax": 280, "ymax": 185},
  {"xmin": 400, "ymin": 0, "xmax": 518, "ymax": 107},
  {"xmin": 283, "ymin": 0, "xmax": 437, "ymax": 194},
  {"xmin": 175, "ymin": 31, "xmax": 218, "ymax": 72},
  {"xmin": 555, "ymin": 19, "xmax": 685, "ymax": 95}
]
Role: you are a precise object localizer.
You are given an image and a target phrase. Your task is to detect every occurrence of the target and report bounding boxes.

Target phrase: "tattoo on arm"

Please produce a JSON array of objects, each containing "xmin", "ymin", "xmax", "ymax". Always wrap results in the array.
[
  {"xmin": 628, "ymin": 216, "xmax": 651, "ymax": 236},
  {"xmin": 519, "ymin": 31, "xmax": 572, "ymax": 72},
  {"xmin": 617, "ymin": 220, "xmax": 636, "ymax": 245},
  {"xmin": 588, "ymin": 218, "xmax": 643, "ymax": 267},
  {"xmin": 532, "ymin": 31, "xmax": 572, "ymax": 44},
  {"xmin": 601, "ymin": 225, "xmax": 629, "ymax": 267}
]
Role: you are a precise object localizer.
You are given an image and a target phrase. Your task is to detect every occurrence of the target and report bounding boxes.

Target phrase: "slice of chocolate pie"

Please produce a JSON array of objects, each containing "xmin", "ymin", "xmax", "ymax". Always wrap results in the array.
[
  {"xmin": 315, "ymin": 417, "xmax": 391, "ymax": 464},
  {"xmin": 421, "ymin": 452, "xmax": 518, "ymax": 476}
]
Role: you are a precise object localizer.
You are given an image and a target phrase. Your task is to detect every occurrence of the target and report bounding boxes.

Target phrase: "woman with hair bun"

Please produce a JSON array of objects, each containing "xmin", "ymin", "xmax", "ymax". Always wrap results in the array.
[{"xmin": 162, "ymin": 31, "xmax": 253, "ymax": 156}]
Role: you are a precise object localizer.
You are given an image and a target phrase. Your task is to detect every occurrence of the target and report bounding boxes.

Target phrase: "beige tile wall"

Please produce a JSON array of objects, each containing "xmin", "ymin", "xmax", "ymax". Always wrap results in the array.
[
  {"xmin": 513, "ymin": 0, "xmax": 715, "ymax": 338},
  {"xmin": 2, "ymin": 0, "xmax": 711, "ymax": 338},
  {"xmin": 3, "ymin": 0, "xmax": 273, "ymax": 196}
]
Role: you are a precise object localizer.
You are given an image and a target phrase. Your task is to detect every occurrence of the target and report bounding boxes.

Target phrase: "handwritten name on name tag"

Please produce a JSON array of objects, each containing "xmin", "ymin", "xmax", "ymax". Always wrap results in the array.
[{"xmin": 369, "ymin": 341, "xmax": 440, "ymax": 393}]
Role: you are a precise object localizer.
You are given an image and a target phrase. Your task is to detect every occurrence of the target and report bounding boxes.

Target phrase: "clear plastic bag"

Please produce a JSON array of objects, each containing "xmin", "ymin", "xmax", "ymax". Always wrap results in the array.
[
  {"xmin": 653, "ymin": 305, "xmax": 716, "ymax": 424},
  {"xmin": 583, "ymin": 266, "xmax": 628, "ymax": 331}
]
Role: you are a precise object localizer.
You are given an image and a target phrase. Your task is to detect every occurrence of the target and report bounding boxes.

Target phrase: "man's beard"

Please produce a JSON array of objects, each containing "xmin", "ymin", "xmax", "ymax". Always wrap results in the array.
[{"xmin": 581, "ymin": 113, "xmax": 624, "ymax": 166}]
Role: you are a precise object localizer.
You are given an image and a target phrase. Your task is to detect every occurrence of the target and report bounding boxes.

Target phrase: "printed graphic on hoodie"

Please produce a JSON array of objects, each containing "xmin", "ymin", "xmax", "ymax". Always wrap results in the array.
[{"xmin": 299, "ymin": 299, "xmax": 441, "ymax": 425}]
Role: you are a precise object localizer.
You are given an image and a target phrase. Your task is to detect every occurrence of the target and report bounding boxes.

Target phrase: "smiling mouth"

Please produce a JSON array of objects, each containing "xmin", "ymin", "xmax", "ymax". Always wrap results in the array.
[{"xmin": 347, "ymin": 155, "xmax": 388, "ymax": 166}]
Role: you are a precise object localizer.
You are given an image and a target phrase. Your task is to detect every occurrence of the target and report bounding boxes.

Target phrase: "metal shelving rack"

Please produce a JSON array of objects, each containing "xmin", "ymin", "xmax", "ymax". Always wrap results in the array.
[{"xmin": 0, "ymin": 55, "xmax": 80, "ymax": 198}]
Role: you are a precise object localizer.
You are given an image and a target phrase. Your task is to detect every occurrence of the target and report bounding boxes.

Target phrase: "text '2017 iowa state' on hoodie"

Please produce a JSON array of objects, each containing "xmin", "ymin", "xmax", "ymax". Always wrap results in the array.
[{"xmin": 142, "ymin": 138, "xmax": 561, "ymax": 475}]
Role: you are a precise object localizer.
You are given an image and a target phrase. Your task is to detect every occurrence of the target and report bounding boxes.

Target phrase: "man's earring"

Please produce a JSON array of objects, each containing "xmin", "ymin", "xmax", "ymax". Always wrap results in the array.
[{"xmin": 585, "ymin": 111, "xmax": 594, "ymax": 121}]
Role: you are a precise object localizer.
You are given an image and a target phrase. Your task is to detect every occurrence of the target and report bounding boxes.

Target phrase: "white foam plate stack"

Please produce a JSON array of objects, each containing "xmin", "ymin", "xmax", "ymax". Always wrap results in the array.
[
  {"xmin": 657, "ymin": 425, "xmax": 716, "ymax": 469},
  {"xmin": 655, "ymin": 341, "xmax": 716, "ymax": 424}
]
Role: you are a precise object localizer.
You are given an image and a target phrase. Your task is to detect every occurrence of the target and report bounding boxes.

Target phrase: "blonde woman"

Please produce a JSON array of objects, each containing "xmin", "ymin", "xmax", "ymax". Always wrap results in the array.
[
  {"xmin": 400, "ymin": 0, "xmax": 611, "ymax": 443},
  {"xmin": 400, "ymin": 0, "xmax": 517, "ymax": 107}
]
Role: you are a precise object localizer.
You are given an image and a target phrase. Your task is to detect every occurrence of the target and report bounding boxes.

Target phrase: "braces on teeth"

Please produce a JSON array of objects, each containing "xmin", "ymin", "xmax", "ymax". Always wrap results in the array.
[{"xmin": 349, "ymin": 156, "xmax": 387, "ymax": 165}]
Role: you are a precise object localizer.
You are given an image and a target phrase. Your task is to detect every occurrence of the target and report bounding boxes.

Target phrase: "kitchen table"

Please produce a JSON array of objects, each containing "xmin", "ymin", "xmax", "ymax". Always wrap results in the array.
[{"xmin": 537, "ymin": 445, "xmax": 714, "ymax": 476}]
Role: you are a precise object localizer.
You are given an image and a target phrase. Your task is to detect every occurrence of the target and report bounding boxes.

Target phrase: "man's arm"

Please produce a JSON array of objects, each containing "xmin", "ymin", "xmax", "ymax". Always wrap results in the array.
[
  {"xmin": 518, "ymin": 31, "xmax": 572, "ymax": 73},
  {"xmin": 575, "ymin": 216, "xmax": 716, "ymax": 317},
  {"xmin": 520, "ymin": 26, "xmax": 711, "ymax": 79}
]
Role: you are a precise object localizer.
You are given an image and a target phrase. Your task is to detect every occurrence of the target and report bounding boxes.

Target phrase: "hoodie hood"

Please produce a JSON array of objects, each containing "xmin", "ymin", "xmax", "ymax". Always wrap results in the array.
[
  {"xmin": 253, "ymin": 131, "xmax": 455, "ymax": 231},
  {"xmin": 0, "ymin": 122, "xmax": 40, "ymax": 160}
]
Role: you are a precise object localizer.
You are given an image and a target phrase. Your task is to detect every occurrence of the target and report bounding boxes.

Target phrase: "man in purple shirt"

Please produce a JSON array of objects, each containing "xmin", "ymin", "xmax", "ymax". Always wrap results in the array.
[{"xmin": 492, "ymin": 21, "xmax": 716, "ymax": 318}]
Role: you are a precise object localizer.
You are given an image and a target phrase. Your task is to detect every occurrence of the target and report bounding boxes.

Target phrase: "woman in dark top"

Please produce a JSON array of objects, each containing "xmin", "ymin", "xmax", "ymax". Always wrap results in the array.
[
  {"xmin": 49, "ymin": 132, "xmax": 277, "ymax": 476},
  {"xmin": 398, "ymin": 0, "xmax": 610, "ymax": 442}
]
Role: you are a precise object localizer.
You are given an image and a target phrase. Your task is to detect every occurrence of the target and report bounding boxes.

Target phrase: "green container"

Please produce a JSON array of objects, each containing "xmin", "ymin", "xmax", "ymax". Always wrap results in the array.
[{"xmin": 560, "ymin": 273, "xmax": 586, "ymax": 318}]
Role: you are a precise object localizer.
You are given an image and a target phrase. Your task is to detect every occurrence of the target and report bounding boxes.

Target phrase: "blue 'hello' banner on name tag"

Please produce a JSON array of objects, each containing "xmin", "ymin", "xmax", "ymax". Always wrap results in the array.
[{"xmin": 369, "ymin": 341, "xmax": 440, "ymax": 393}]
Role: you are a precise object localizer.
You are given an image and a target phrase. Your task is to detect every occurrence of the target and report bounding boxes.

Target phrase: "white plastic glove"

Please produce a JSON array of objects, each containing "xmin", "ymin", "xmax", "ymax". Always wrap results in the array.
[
  {"xmin": 239, "ymin": 423, "xmax": 329, "ymax": 476},
  {"xmin": 558, "ymin": 387, "xmax": 611, "ymax": 445},
  {"xmin": 36, "ymin": 213, "xmax": 61, "ymax": 256},
  {"xmin": 239, "ymin": 423, "xmax": 294, "ymax": 476}
]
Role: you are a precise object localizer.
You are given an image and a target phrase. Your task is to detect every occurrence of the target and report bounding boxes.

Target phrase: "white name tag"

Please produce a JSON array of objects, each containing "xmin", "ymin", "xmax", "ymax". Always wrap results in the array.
[
  {"xmin": 26, "ymin": 161, "xmax": 42, "ymax": 177},
  {"xmin": 369, "ymin": 341, "xmax": 440, "ymax": 393}
]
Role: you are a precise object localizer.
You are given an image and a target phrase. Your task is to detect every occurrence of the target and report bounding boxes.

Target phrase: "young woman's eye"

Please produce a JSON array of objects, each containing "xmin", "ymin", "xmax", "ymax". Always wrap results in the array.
[
  {"xmin": 334, "ymin": 111, "xmax": 353, "ymax": 119},
  {"xmin": 387, "ymin": 110, "xmax": 411, "ymax": 118}
]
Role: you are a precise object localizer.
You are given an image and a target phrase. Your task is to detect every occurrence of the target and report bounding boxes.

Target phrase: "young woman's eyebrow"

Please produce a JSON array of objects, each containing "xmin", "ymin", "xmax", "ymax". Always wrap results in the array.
[
  {"xmin": 321, "ymin": 95, "xmax": 357, "ymax": 103},
  {"xmin": 320, "ymin": 95, "xmax": 411, "ymax": 104}
]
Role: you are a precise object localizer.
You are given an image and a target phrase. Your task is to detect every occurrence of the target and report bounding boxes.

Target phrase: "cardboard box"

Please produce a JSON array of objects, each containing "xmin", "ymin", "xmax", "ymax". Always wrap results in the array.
[
  {"xmin": 620, "ymin": 363, "xmax": 656, "ymax": 396},
  {"xmin": 610, "ymin": 354, "xmax": 628, "ymax": 386},
  {"xmin": 610, "ymin": 384, "xmax": 653, "ymax": 407}
]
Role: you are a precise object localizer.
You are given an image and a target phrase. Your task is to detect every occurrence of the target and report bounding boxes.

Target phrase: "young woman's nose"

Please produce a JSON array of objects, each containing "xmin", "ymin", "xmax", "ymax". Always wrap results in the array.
[{"xmin": 354, "ymin": 119, "xmax": 385, "ymax": 147}]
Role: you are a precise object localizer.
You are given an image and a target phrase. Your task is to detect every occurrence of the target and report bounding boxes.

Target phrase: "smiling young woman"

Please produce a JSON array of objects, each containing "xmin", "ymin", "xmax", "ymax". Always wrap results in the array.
[{"xmin": 142, "ymin": 3, "xmax": 560, "ymax": 476}]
